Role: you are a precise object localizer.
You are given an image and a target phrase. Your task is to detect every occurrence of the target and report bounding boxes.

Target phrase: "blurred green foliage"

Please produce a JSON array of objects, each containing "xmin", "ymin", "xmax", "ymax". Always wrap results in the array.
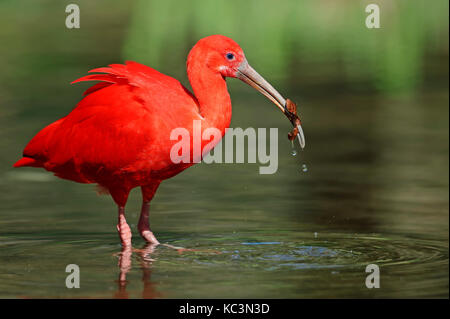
[{"xmin": 123, "ymin": 0, "xmax": 449, "ymax": 92}]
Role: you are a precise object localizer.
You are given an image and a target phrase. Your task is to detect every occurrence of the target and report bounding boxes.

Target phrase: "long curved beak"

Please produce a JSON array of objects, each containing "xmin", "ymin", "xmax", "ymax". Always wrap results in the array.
[{"xmin": 236, "ymin": 60, "xmax": 306, "ymax": 149}]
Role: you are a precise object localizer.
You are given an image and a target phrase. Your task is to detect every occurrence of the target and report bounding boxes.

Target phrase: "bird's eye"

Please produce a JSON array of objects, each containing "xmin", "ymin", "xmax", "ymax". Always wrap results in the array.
[{"xmin": 226, "ymin": 53, "xmax": 235, "ymax": 61}]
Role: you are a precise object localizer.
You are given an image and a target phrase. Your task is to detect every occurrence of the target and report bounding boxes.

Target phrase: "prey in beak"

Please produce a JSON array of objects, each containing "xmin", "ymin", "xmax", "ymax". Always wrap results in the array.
[{"xmin": 236, "ymin": 60, "xmax": 306, "ymax": 149}]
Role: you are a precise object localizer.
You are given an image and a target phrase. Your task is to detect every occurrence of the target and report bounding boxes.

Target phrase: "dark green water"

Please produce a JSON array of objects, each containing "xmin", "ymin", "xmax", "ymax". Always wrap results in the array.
[
  {"xmin": 0, "ymin": 0, "xmax": 448, "ymax": 298},
  {"xmin": 0, "ymin": 90, "xmax": 448, "ymax": 298}
]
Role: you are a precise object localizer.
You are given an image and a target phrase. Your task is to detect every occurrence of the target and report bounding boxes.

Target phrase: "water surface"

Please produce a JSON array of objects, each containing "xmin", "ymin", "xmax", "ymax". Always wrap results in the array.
[
  {"xmin": 0, "ymin": 90, "xmax": 448, "ymax": 298},
  {"xmin": 0, "ymin": 0, "xmax": 448, "ymax": 299}
]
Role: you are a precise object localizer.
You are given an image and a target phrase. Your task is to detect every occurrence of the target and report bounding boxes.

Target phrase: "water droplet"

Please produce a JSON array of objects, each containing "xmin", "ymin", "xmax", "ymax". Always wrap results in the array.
[
  {"xmin": 301, "ymin": 164, "xmax": 308, "ymax": 172},
  {"xmin": 291, "ymin": 149, "xmax": 297, "ymax": 156}
]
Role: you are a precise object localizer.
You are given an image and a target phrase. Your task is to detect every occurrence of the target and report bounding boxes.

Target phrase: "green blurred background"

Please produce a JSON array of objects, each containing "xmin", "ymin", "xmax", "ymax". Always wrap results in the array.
[
  {"xmin": 124, "ymin": 0, "xmax": 449, "ymax": 93},
  {"xmin": 0, "ymin": 0, "xmax": 448, "ymax": 98},
  {"xmin": 0, "ymin": 0, "xmax": 448, "ymax": 298}
]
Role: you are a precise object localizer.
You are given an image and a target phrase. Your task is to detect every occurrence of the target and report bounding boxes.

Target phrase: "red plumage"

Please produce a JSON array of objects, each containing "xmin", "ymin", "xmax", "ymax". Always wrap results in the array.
[
  {"xmin": 13, "ymin": 35, "xmax": 287, "ymax": 246},
  {"xmin": 16, "ymin": 61, "xmax": 204, "ymax": 203}
]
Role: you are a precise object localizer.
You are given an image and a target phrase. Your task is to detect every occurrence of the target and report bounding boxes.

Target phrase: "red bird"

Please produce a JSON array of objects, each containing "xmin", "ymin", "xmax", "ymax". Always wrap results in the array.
[{"xmin": 13, "ymin": 35, "xmax": 305, "ymax": 247}]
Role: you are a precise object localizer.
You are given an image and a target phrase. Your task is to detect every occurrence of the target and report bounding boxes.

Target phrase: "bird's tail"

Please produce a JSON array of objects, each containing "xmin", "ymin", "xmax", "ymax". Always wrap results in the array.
[
  {"xmin": 14, "ymin": 118, "xmax": 64, "ymax": 169},
  {"xmin": 13, "ymin": 157, "xmax": 40, "ymax": 168}
]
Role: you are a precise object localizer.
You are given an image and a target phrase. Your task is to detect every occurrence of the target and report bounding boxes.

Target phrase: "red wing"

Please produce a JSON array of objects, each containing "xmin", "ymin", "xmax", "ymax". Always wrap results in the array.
[{"xmin": 72, "ymin": 61, "xmax": 198, "ymax": 107}]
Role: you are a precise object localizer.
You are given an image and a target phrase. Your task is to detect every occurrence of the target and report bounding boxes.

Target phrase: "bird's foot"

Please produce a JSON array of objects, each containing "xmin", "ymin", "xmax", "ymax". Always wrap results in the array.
[
  {"xmin": 117, "ymin": 222, "xmax": 132, "ymax": 247},
  {"xmin": 161, "ymin": 243, "xmax": 221, "ymax": 254},
  {"xmin": 139, "ymin": 229, "xmax": 160, "ymax": 245},
  {"xmin": 164, "ymin": 244, "xmax": 195, "ymax": 254}
]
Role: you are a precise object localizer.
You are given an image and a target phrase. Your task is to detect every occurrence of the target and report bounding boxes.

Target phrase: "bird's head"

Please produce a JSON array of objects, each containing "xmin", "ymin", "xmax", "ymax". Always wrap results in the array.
[
  {"xmin": 188, "ymin": 35, "xmax": 245, "ymax": 78},
  {"xmin": 188, "ymin": 34, "xmax": 305, "ymax": 148}
]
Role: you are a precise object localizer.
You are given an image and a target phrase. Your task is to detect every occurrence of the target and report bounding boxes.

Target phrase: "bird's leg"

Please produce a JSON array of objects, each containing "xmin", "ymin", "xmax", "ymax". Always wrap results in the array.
[
  {"xmin": 138, "ymin": 183, "xmax": 161, "ymax": 245},
  {"xmin": 109, "ymin": 187, "xmax": 132, "ymax": 247},
  {"xmin": 117, "ymin": 206, "xmax": 132, "ymax": 247},
  {"xmin": 138, "ymin": 201, "xmax": 159, "ymax": 244}
]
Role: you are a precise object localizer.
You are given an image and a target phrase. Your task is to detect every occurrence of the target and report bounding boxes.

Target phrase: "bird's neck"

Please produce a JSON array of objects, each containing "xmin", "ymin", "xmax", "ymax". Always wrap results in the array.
[{"xmin": 188, "ymin": 66, "xmax": 232, "ymax": 134}]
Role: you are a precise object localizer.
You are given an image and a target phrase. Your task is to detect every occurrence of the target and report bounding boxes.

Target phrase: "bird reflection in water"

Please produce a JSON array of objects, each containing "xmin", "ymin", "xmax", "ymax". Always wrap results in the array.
[
  {"xmin": 114, "ymin": 243, "xmax": 201, "ymax": 298},
  {"xmin": 114, "ymin": 243, "xmax": 160, "ymax": 299}
]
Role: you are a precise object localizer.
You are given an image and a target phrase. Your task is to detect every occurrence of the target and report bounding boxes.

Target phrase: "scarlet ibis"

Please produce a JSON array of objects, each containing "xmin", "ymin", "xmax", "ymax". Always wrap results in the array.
[{"xmin": 13, "ymin": 35, "xmax": 305, "ymax": 247}]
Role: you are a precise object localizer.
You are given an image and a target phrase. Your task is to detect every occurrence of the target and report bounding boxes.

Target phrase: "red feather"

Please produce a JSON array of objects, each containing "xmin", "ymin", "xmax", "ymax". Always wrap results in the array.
[
  {"xmin": 16, "ymin": 61, "xmax": 203, "ymax": 196},
  {"xmin": 14, "ymin": 35, "xmax": 242, "ymax": 208},
  {"xmin": 13, "ymin": 35, "xmax": 249, "ymax": 245}
]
